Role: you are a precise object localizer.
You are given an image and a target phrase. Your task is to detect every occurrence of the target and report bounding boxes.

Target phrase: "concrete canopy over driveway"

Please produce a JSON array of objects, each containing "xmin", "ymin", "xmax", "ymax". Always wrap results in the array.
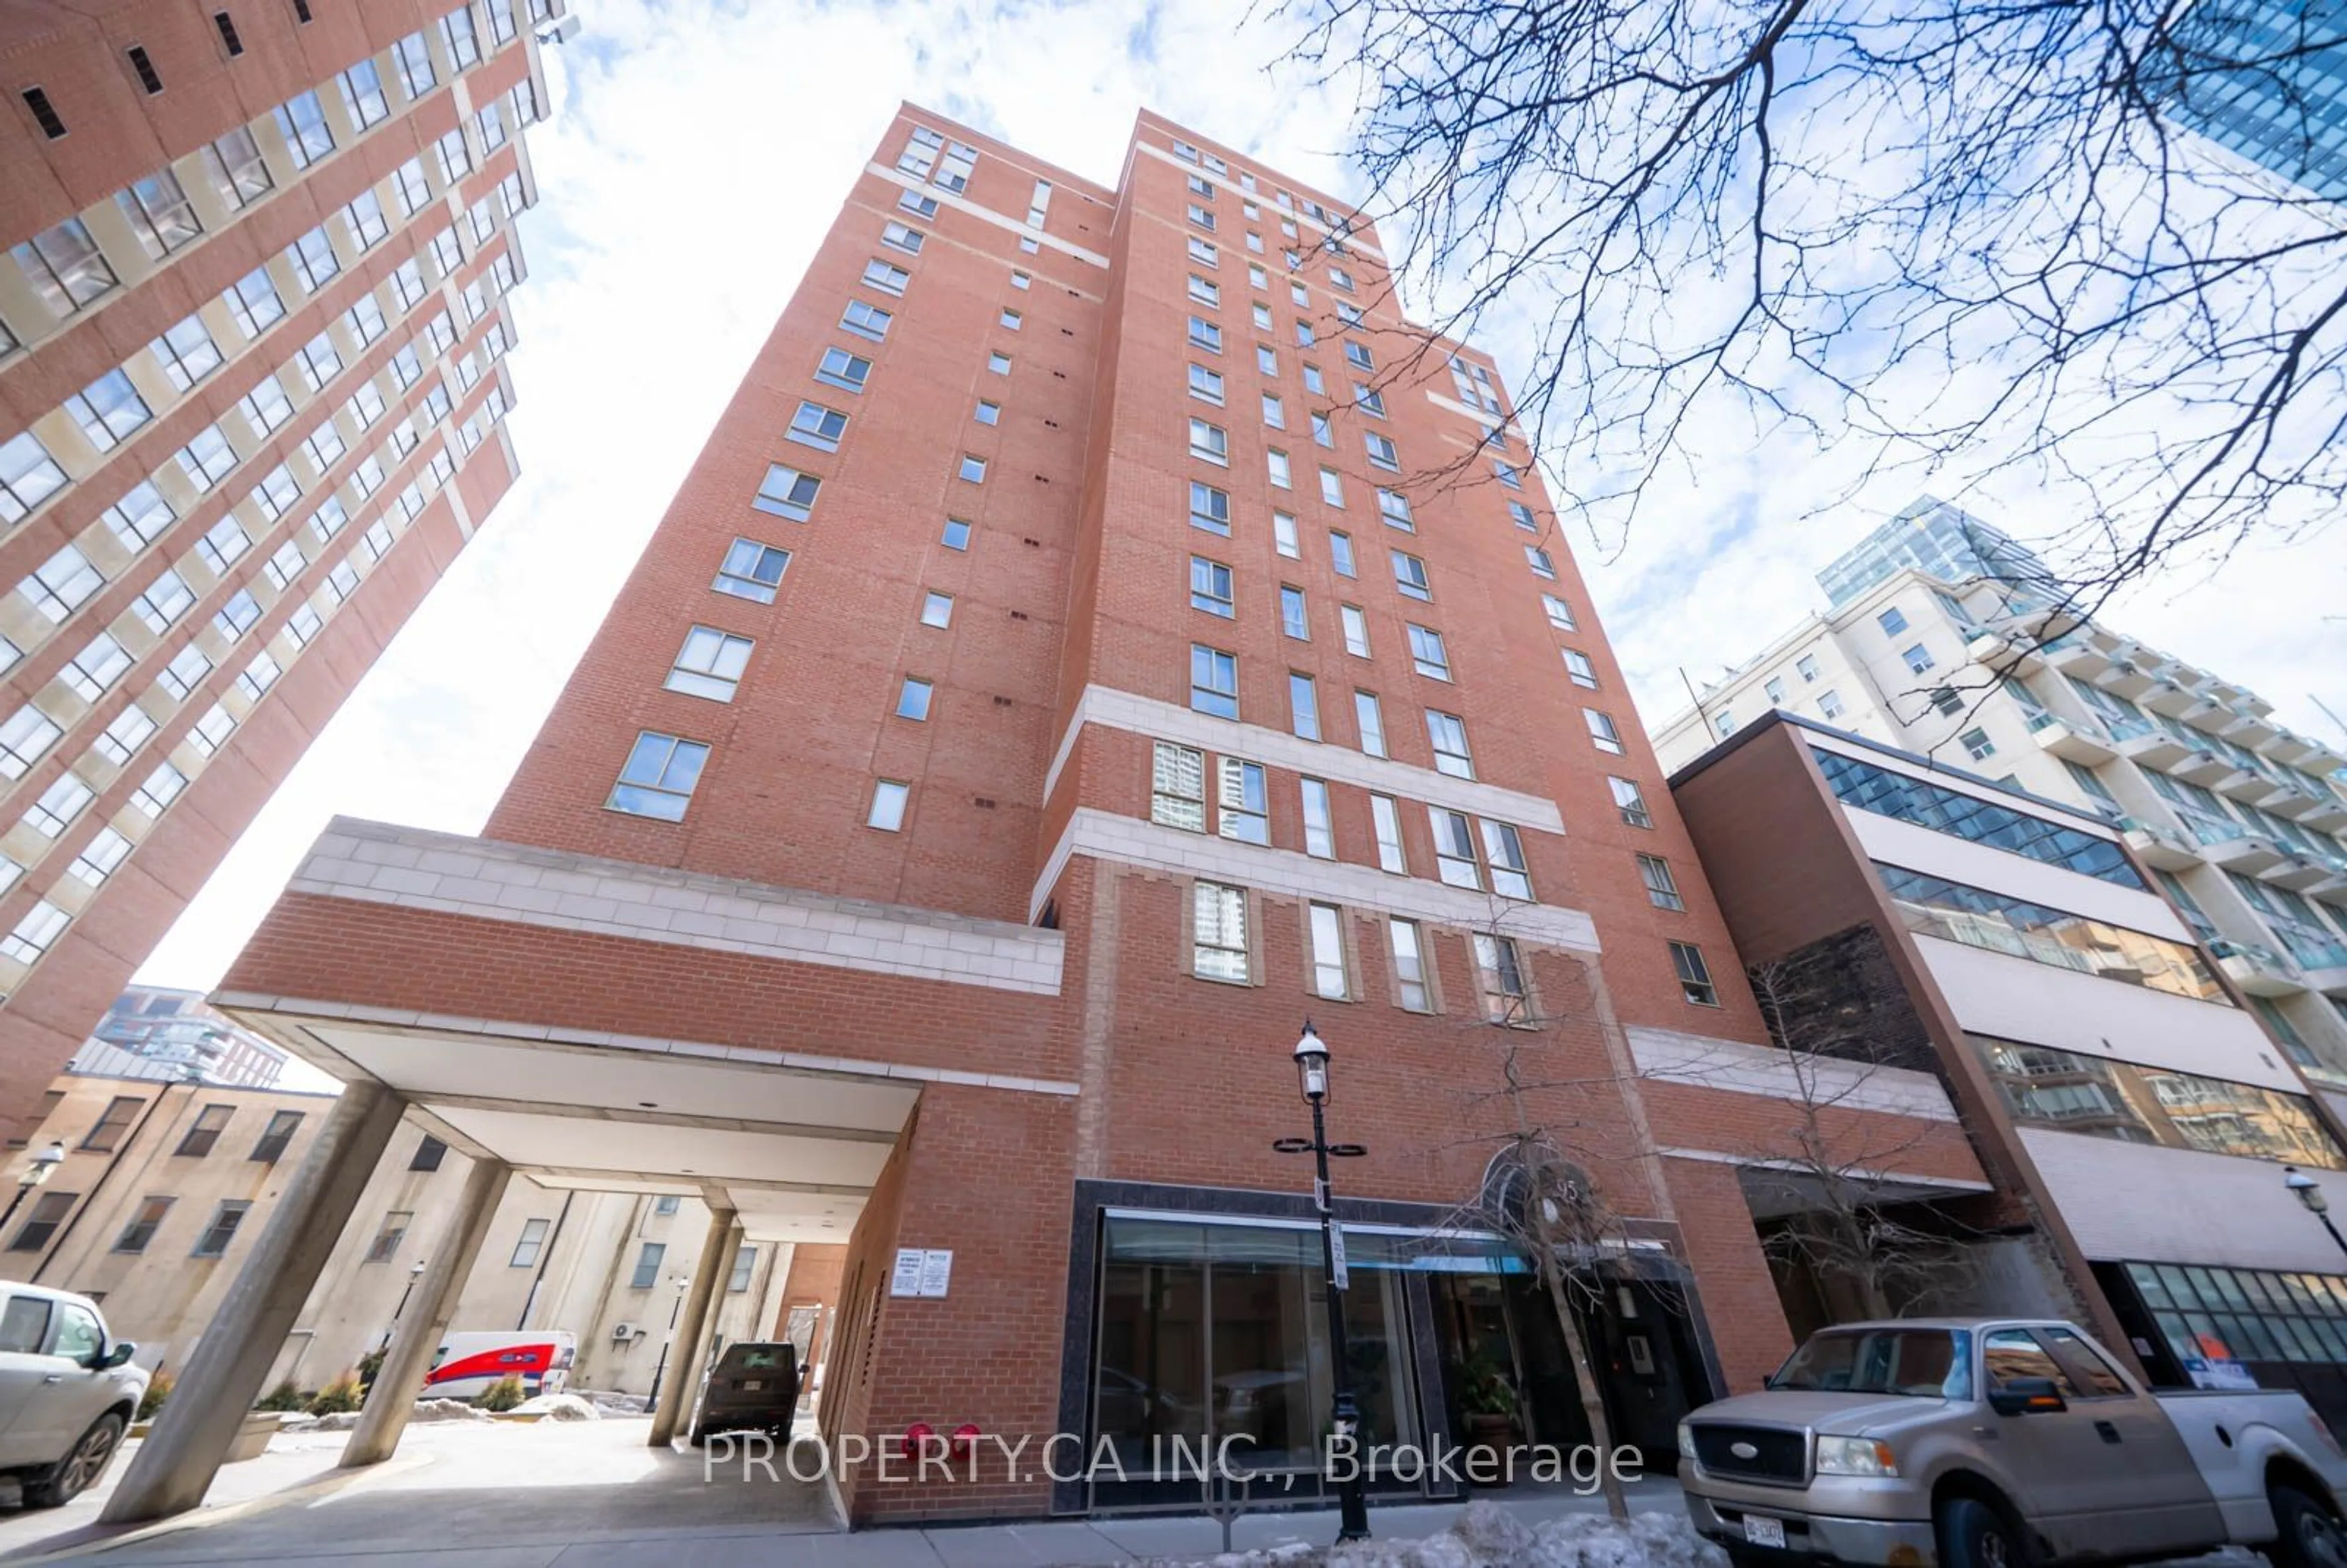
[{"xmin": 214, "ymin": 1006, "xmax": 917, "ymax": 1247}]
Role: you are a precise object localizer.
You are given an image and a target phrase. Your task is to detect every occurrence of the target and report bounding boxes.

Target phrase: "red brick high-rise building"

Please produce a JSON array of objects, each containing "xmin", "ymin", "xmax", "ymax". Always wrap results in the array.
[
  {"xmin": 147, "ymin": 106, "xmax": 2005, "ymax": 1526},
  {"xmin": 0, "ymin": 0, "xmax": 560, "ymax": 1143}
]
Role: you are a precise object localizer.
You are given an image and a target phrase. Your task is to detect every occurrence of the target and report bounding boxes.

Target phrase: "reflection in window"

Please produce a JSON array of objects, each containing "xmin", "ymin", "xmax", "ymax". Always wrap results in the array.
[
  {"xmin": 1877, "ymin": 863, "xmax": 2228, "ymax": 1003},
  {"xmin": 1974, "ymin": 1035, "xmax": 2343, "ymax": 1168},
  {"xmin": 1814, "ymin": 748, "xmax": 2142, "ymax": 888}
]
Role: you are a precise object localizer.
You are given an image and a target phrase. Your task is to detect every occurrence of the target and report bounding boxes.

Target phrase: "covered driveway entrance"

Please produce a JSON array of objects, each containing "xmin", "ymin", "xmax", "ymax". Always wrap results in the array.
[{"xmin": 96, "ymin": 995, "xmax": 919, "ymax": 1528}]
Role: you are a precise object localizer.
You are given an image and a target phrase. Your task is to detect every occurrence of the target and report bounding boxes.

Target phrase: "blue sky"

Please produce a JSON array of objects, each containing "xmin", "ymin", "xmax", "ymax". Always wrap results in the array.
[{"xmin": 136, "ymin": 0, "xmax": 2347, "ymax": 990}]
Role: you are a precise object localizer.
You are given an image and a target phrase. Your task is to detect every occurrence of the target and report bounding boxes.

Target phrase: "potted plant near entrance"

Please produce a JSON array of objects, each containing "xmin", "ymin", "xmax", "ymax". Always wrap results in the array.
[{"xmin": 1456, "ymin": 1358, "xmax": 1519, "ymax": 1484}]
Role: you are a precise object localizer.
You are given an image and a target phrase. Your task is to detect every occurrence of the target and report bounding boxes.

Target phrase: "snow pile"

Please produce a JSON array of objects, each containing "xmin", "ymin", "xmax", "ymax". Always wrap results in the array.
[
  {"xmin": 1147, "ymin": 1501, "xmax": 1724, "ymax": 1568},
  {"xmin": 582, "ymin": 1390, "xmax": 648, "ymax": 1415},
  {"xmin": 510, "ymin": 1393, "xmax": 601, "ymax": 1421},
  {"xmin": 410, "ymin": 1398, "xmax": 495, "ymax": 1424}
]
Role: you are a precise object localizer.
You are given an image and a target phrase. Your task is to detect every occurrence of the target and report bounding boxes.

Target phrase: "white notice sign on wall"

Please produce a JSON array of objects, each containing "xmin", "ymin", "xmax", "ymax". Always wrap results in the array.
[{"xmin": 890, "ymin": 1247, "xmax": 954, "ymax": 1298}]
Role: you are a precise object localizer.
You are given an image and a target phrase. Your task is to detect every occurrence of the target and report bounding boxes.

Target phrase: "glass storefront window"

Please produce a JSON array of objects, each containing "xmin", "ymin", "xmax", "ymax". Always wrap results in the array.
[
  {"xmin": 1092, "ymin": 1217, "xmax": 1427, "ymax": 1504},
  {"xmin": 1879, "ymin": 863, "xmax": 2228, "ymax": 1003},
  {"xmin": 1972, "ymin": 1036, "xmax": 2345, "ymax": 1168},
  {"xmin": 2125, "ymin": 1261, "xmax": 2347, "ymax": 1374}
]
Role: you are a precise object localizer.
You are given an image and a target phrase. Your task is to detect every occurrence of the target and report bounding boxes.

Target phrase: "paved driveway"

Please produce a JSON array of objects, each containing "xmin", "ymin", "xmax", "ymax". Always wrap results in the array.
[{"xmin": 0, "ymin": 1416, "xmax": 838, "ymax": 1565}]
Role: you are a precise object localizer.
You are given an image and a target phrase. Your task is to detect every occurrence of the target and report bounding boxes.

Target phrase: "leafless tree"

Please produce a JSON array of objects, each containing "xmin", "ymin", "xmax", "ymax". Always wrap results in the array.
[
  {"xmin": 1278, "ymin": 0, "xmax": 2347, "ymax": 620},
  {"xmin": 1742, "ymin": 953, "xmax": 1981, "ymax": 1320},
  {"xmin": 1413, "ymin": 904, "xmax": 1669, "ymax": 1521}
]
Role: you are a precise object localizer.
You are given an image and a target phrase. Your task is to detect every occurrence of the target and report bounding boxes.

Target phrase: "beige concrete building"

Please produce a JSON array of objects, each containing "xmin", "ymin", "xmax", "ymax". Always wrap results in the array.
[{"xmin": 4, "ymin": 1066, "xmax": 842, "ymax": 1396}]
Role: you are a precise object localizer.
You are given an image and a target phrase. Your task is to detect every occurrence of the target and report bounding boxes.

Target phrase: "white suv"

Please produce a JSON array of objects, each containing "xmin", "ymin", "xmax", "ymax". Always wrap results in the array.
[{"xmin": 0, "ymin": 1281, "xmax": 146, "ymax": 1507}]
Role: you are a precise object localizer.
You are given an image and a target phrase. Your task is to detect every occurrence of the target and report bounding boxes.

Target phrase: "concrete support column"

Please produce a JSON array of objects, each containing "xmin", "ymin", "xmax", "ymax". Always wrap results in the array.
[
  {"xmin": 647, "ymin": 1206, "xmax": 735, "ymax": 1448},
  {"xmin": 102, "ymin": 1080, "xmax": 408, "ymax": 1524},
  {"xmin": 342, "ymin": 1156, "xmax": 513, "ymax": 1468}
]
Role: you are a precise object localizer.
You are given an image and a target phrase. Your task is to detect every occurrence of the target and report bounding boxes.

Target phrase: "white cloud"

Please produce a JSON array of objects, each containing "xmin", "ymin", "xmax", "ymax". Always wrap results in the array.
[{"xmin": 135, "ymin": 0, "xmax": 2347, "ymax": 990}]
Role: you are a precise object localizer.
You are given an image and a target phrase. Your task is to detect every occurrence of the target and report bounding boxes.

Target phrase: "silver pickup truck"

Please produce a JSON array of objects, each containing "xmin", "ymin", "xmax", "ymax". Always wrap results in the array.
[{"xmin": 1678, "ymin": 1317, "xmax": 2347, "ymax": 1568}]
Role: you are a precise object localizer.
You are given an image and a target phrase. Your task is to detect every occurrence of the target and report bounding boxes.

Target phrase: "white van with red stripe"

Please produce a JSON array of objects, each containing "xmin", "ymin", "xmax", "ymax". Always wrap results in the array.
[{"xmin": 422, "ymin": 1331, "xmax": 575, "ymax": 1399}]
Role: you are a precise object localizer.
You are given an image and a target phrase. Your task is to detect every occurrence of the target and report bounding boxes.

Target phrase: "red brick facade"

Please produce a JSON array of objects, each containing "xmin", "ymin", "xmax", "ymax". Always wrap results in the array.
[
  {"xmin": 217, "ymin": 105, "xmax": 1987, "ymax": 1523},
  {"xmin": 0, "ymin": 0, "xmax": 551, "ymax": 1143}
]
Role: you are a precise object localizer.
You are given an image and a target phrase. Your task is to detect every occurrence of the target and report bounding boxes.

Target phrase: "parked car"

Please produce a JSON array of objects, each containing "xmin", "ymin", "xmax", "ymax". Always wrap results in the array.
[
  {"xmin": 0, "ymin": 1281, "xmax": 147, "ymax": 1508},
  {"xmin": 422, "ymin": 1330, "xmax": 576, "ymax": 1400},
  {"xmin": 1679, "ymin": 1317, "xmax": 2347, "ymax": 1568},
  {"xmin": 689, "ymin": 1341, "xmax": 798, "ymax": 1446}
]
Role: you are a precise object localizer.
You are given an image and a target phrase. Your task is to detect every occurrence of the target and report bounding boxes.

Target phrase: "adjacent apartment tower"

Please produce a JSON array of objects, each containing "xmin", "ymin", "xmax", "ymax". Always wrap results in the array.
[
  {"xmin": 0, "ymin": 0, "xmax": 559, "ymax": 1143},
  {"xmin": 161, "ymin": 108, "xmax": 2004, "ymax": 1526}
]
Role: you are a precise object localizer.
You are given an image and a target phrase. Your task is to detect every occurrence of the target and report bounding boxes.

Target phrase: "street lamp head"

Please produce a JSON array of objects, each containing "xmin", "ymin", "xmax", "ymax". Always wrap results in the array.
[
  {"xmin": 1293, "ymin": 1022, "xmax": 1329, "ymax": 1104},
  {"xmin": 2286, "ymin": 1165, "xmax": 2329, "ymax": 1214},
  {"xmin": 18, "ymin": 1141, "xmax": 64, "ymax": 1190},
  {"xmin": 410, "ymin": 1259, "xmax": 428, "ymax": 1278}
]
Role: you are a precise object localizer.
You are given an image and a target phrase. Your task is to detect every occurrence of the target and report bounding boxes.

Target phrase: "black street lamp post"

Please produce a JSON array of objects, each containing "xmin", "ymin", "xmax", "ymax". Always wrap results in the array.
[
  {"xmin": 1276, "ymin": 1023, "xmax": 1371, "ymax": 1543},
  {"xmin": 2285, "ymin": 1166, "xmax": 2347, "ymax": 1259}
]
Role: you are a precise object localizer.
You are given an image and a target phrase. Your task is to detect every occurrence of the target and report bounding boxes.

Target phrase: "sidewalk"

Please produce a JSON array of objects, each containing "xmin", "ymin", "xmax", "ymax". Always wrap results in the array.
[{"xmin": 0, "ymin": 1416, "xmax": 1688, "ymax": 1567}]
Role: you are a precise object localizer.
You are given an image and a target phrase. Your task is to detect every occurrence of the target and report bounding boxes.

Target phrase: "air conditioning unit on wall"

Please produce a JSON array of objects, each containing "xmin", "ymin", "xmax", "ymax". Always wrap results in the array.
[{"xmin": 609, "ymin": 1322, "xmax": 634, "ymax": 1342}]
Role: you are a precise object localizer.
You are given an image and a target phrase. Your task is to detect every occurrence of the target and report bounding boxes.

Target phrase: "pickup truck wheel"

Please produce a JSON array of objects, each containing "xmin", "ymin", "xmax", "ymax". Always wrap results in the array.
[
  {"xmin": 1938, "ymin": 1495, "xmax": 2028, "ymax": 1568},
  {"xmin": 23, "ymin": 1410, "xmax": 127, "ymax": 1509},
  {"xmin": 2264, "ymin": 1483, "xmax": 2347, "ymax": 1568}
]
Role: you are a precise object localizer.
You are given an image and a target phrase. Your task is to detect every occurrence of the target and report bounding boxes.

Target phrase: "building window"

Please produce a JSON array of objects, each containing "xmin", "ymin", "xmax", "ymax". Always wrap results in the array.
[
  {"xmin": 1562, "ymin": 650, "xmax": 1598, "ymax": 688},
  {"xmin": 815, "ymin": 348, "xmax": 872, "ymax": 393},
  {"xmin": 842, "ymin": 301, "xmax": 893, "ymax": 341},
  {"xmin": 83, "ymin": 1096, "xmax": 145, "ymax": 1152},
  {"xmin": 112, "ymin": 1196, "xmax": 174, "ymax": 1255},
  {"xmin": 1218, "ymin": 758, "xmax": 1268, "ymax": 844},
  {"xmin": 958, "ymin": 453, "xmax": 987, "ymax": 483},
  {"xmin": 1585, "ymin": 709, "xmax": 1625, "ymax": 755},
  {"xmin": 1289, "ymin": 673, "xmax": 1321, "ymax": 740},
  {"xmin": 251, "ymin": 1111, "xmax": 304, "ymax": 1162},
  {"xmin": 1812, "ymin": 748, "xmax": 2142, "ymax": 887},
  {"xmin": 1365, "ymin": 433, "xmax": 1400, "ymax": 472},
  {"xmin": 190, "ymin": 1200, "xmax": 251, "ymax": 1258},
  {"xmin": 920, "ymin": 592, "xmax": 954, "ymax": 628},
  {"xmin": 728, "ymin": 1244, "xmax": 758, "ymax": 1292},
  {"xmin": 1432, "ymin": 808, "xmax": 1480, "ymax": 889},
  {"xmin": 1903, "ymin": 643, "xmax": 1936, "ymax": 675},
  {"xmin": 1353, "ymin": 691, "xmax": 1386, "ymax": 757},
  {"xmin": 942, "ymin": 518, "xmax": 972, "ymax": 551},
  {"xmin": 1191, "ymin": 645, "xmax": 1238, "ymax": 719},
  {"xmin": 665, "ymin": 627, "xmax": 754, "ymax": 702},
  {"xmin": 652, "ymin": 1195, "xmax": 681, "ymax": 1217},
  {"xmin": 1152, "ymin": 742, "xmax": 1207, "ymax": 832},
  {"xmin": 1191, "ymin": 557, "xmax": 1235, "ymax": 618},
  {"xmin": 889, "ymin": 675, "xmax": 934, "ymax": 722},
  {"xmin": 867, "ymin": 779, "xmax": 911, "ymax": 831},
  {"xmin": 1474, "ymin": 935, "xmax": 1528, "ymax": 1024},
  {"xmin": 1670, "ymin": 941, "xmax": 1719, "ymax": 1005},
  {"xmin": 1340, "ymin": 605, "xmax": 1370, "ymax": 657},
  {"xmin": 1, "ymin": 901, "xmax": 67, "ymax": 964},
  {"xmin": 66, "ymin": 370, "xmax": 152, "ymax": 450},
  {"xmin": 1189, "ymin": 419, "xmax": 1228, "ymax": 465},
  {"xmin": 1308, "ymin": 903, "xmax": 1348, "ymax": 1000},
  {"xmin": 1193, "ymin": 882, "xmax": 1250, "ymax": 983},
  {"xmin": 630, "ymin": 1242, "xmax": 667, "ymax": 1289},
  {"xmin": 1524, "ymin": 545, "xmax": 1558, "ymax": 579},
  {"xmin": 1391, "ymin": 551, "xmax": 1431, "ymax": 601},
  {"xmin": 1280, "ymin": 585, "xmax": 1309, "ymax": 640},
  {"xmin": 1190, "ymin": 482, "xmax": 1231, "ymax": 535},
  {"xmin": 509, "ymin": 1217, "xmax": 551, "ymax": 1268},
  {"xmin": 862, "ymin": 260, "xmax": 911, "ymax": 296},
  {"xmin": 1796, "ymin": 654, "xmax": 1820, "ymax": 683},
  {"xmin": 176, "ymin": 1104, "xmax": 233, "ymax": 1157},
  {"xmin": 1390, "ymin": 920, "xmax": 1431, "ymax": 1010},
  {"xmin": 1639, "ymin": 854, "xmax": 1684, "ymax": 911},
  {"xmin": 8, "ymin": 1192, "xmax": 75, "ymax": 1252},
  {"xmin": 713, "ymin": 538, "xmax": 791, "ymax": 604},
  {"xmin": 1330, "ymin": 532, "xmax": 1356, "ymax": 577},
  {"xmin": 21, "ymin": 545, "xmax": 103, "ymax": 623},
  {"xmin": 1319, "ymin": 467, "xmax": 1345, "ymax": 508},
  {"xmin": 1, "ymin": 432, "xmax": 69, "ymax": 522},
  {"xmin": 788, "ymin": 402, "xmax": 847, "ymax": 452},
  {"xmin": 410, "ymin": 1136, "xmax": 448, "ymax": 1172},
  {"xmin": 1877, "ymin": 863, "xmax": 2223, "ymax": 1002},
  {"xmin": 1878, "ymin": 607, "xmax": 1908, "ymax": 636},
  {"xmin": 1408, "ymin": 625, "xmax": 1449, "ymax": 680},
  {"xmin": 1976, "ymin": 1036, "xmax": 2343, "ymax": 1167},
  {"xmin": 1819, "ymin": 689, "xmax": 1846, "ymax": 719},
  {"xmin": 1427, "ymin": 711, "xmax": 1474, "ymax": 778},
  {"xmin": 1377, "ymin": 489, "xmax": 1414, "ymax": 531},
  {"xmin": 1371, "ymin": 794, "xmax": 1406, "ymax": 873},
  {"xmin": 1266, "ymin": 449, "xmax": 1291, "ymax": 489},
  {"xmin": 1960, "ymin": 727, "xmax": 1996, "ymax": 761},
  {"xmin": 366, "ymin": 1211, "xmax": 413, "ymax": 1264},
  {"xmin": 609, "ymin": 731, "xmax": 711, "ymax": 821},
  {"xmin": 1483, "ymin": 821, "xmax": 1532, "ymax": 899},
  {"xmin": 1298, "ymin": 777, "xmax": 1336, "ymax": 859}
]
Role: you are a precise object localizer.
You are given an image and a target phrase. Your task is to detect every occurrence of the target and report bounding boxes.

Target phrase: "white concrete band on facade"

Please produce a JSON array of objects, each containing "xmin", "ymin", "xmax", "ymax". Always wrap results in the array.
[
  {"xmin": 282, "ymin": 816, "xmax": 1067, "ymax": 996},
  {"xmin": 1041, "ymin": 683, "xmax": 1570, "ymax": 834},
  {"xmin": 1625, "ymin": 1024, "xmax": 1961, "ymax": 1122},
  {"xmin": 862, "ymin": 162, "xmax": 1111, "ymax": 269},
  {"xmin": 1030, "ymin": 805, "xmax": 1603, "ymax": 951}
]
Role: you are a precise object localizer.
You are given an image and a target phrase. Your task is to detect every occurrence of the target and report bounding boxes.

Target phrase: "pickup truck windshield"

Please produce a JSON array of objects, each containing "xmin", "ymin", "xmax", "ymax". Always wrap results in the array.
[{"xmin": 1772, "ymin": 1328, "xmax": 1969, "ymax": 1398}]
